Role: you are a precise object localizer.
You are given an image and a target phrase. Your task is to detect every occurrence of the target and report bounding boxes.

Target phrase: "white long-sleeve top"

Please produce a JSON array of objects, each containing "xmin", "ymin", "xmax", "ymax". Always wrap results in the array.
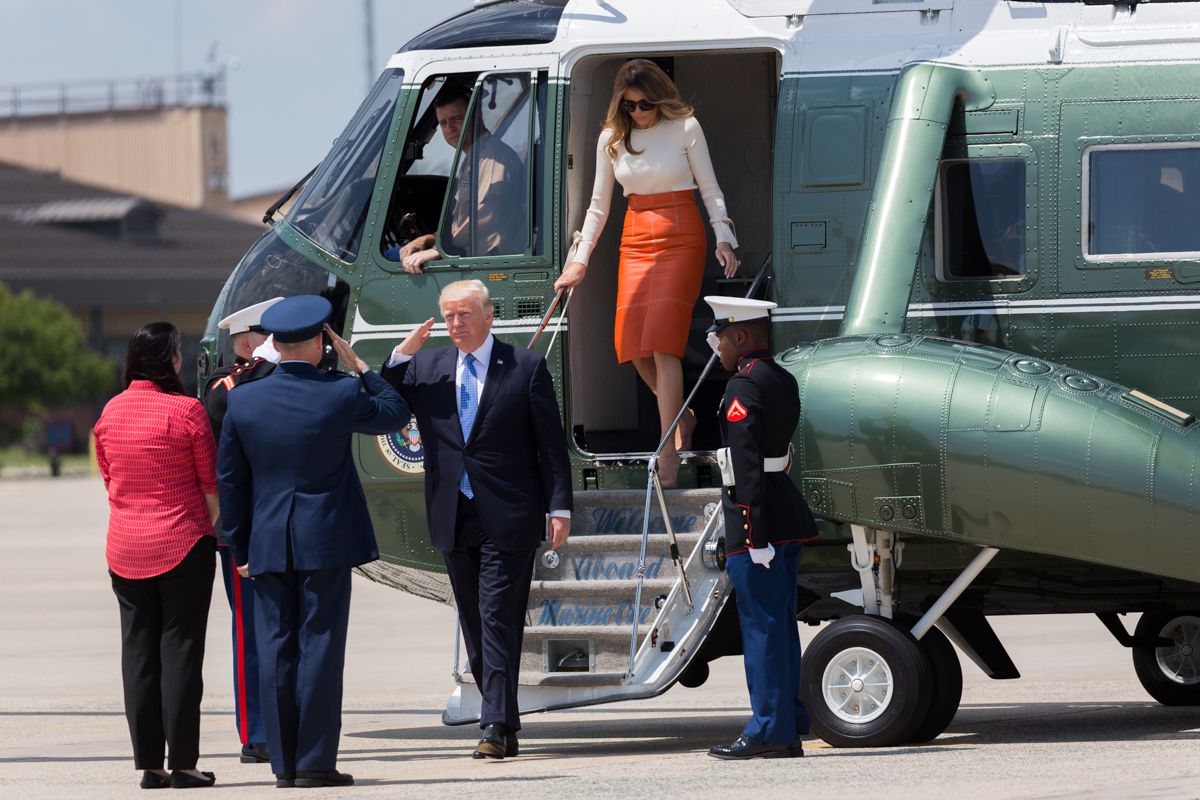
[{"xmin": 573, "ymin": 115, "xmax": 738, "ymax": 266}]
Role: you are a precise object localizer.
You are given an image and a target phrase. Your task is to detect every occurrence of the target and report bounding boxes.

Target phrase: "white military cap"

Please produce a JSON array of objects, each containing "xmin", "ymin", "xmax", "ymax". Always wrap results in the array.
[
  {"xmin": 218, "ymin": 297, "xmax": 285, "ymax": 335},
  {"xmin": 703, "ymin": 296, "xmax": 778, "ymax": 332}
]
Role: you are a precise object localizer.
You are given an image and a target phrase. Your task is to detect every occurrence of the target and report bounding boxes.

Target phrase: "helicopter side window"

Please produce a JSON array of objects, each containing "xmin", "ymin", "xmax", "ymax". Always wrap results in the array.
[
  {"xmin": 936, "ymin": 158, "xmax": 1027, "ymax": 281},
  {"xmin": 1085, "ymin": 145, "xmax": 1200, "ymax": 258},
  {"xmin": 437, "ymin": 73, "xmax": 533, "ymax": 259}
]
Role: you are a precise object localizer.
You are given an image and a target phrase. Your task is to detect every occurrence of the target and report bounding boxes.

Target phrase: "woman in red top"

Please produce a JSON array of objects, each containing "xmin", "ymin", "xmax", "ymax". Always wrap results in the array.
[{"xmin": 94, "ymin": 322, "xmax": 219, "ymax": 790}]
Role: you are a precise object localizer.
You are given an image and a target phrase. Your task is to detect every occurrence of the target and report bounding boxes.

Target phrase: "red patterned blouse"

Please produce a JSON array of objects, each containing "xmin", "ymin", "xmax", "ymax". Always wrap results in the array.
[{"xmin": 94, "ymin": 380, "xmax": 218, "ymax": 579}]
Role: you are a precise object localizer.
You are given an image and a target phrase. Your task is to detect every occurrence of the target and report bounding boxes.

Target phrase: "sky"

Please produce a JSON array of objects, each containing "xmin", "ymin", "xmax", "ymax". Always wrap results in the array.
[{"xmin": 1, "ymin": 0, "xmax": 474, "ymax": 197}]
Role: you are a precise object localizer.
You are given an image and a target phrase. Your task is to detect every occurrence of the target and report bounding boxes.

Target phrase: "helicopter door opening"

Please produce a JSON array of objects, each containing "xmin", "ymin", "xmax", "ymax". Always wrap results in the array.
[{"xmin": 564, "ymin": 50, "xmax": 779, "ymax": 456}]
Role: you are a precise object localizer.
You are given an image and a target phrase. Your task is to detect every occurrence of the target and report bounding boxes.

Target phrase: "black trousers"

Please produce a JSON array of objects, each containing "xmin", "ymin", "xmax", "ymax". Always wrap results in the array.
[
  {"xmin": 110, "ymin": 536, "xmax": 215, "ymax": 770},
  {"xmin": 444, "ymin": 493, "xmax": 536, "ymax": 730}
]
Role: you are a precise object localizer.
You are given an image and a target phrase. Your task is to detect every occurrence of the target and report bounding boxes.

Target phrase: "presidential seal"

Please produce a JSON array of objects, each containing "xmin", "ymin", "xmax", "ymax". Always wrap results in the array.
[{"xmin": 377, "ymin": 415, "xmax": 425, "ymax": 474}]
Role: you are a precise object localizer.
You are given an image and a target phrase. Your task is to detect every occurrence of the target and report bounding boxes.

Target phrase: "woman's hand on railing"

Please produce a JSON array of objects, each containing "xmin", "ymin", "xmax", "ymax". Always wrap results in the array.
[{"xmin": 554, "ymin": 261, "xmax": 587, "ymax": 291}]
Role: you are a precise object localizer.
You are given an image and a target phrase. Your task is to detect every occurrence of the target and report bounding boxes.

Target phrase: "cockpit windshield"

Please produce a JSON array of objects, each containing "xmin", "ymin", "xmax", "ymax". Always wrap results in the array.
[{"xmin": 288, "ymin": 69, "xmax": 404, "ymax": 262}]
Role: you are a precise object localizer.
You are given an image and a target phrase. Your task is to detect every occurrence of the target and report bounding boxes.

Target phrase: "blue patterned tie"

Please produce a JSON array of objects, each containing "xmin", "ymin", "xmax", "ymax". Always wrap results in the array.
[{"xmin": 458, "ymin": 353, "xmax": 479, "ymax": 498}]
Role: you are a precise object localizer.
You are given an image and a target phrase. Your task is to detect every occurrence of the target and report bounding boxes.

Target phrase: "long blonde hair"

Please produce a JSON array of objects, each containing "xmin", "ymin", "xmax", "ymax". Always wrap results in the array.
[{"xmin": 603, "ymin": 59, "xmax": 694, "ymax": 161}]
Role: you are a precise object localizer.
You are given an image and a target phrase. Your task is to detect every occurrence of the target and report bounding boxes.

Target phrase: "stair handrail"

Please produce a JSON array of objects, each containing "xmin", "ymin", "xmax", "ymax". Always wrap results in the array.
[{"xmin": 627, "ymin": 256, "xmax": 773, "ymax": 677}]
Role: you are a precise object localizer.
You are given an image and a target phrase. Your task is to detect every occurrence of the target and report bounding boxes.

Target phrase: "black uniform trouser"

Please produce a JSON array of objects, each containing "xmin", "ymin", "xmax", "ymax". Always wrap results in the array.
[
  {"xmin": 109, "ymin": 536, "xmax": 215, "ymax": 770},
  {"xmin": 444, "ymin": 493, "xmax": 536, "ymax": 731}
]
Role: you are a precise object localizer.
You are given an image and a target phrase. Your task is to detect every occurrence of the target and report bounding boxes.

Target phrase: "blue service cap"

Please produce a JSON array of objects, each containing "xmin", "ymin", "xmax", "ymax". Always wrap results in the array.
[{"xmin": 260, "ymin": 295, "xmax": 332, "ymax": 343}]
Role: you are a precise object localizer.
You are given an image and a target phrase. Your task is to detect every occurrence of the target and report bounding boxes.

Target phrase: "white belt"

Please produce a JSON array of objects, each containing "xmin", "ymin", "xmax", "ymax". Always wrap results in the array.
[{"xmin": 716, "ymin": 446, "xmax": 791, "ymax": 487}]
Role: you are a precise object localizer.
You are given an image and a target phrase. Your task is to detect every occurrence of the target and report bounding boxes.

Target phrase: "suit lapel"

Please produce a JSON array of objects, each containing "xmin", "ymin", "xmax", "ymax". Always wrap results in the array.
[
  {"xmin": 436, "ymin": 346, "xmax": 464, "ymax": 444},
  {"xmin": 468, "ymin": 338, "xmax": 511, "ymax": 444}
]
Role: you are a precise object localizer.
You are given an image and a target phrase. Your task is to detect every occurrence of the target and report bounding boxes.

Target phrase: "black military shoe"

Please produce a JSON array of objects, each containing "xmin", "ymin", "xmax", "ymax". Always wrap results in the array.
[
  {"xmin": 472, "ymin": 723, "xmax": 513, "ymax": 759},
  {"xmin": 708, "ymin": 735, "xmax": 803, "ymax": 760},
  {"xmin": 241, "ymin": 743, "xmax": 271, "ymax": 763},
  {"xmin": 294, "ymin": 770, "xmax": 353, "ymax": 788}
]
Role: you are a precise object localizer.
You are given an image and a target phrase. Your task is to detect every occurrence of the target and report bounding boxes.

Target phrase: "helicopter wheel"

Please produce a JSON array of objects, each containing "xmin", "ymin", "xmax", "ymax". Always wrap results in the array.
[
  {"xmin": 802, "ymin": 615, "xmax": 933, "ymax": 747},
  {"xmin": 1133, "ymin": 611, "xmax": 1200, "ymax": 706},
  {"xmin": 906, "ymin": 622, "xmax": 963, "ymax": 743}
]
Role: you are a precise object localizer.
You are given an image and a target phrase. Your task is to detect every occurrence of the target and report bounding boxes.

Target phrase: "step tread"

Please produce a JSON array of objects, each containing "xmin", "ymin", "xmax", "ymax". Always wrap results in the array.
[
  {"xmin": 524, "ymin": 624, "xmax": 650, "ymax": 638},
  {"xmin": 529, "ymin": 578, "xmax": 676, "ymax": 593}
]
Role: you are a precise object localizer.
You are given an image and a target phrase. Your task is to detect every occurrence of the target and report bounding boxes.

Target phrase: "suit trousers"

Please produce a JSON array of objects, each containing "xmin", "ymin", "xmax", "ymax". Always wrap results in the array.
[
  {"xmin": 253, "ymin": 566, "xmax": 351, "ymax": 777},
  {"xmin": 217, "ymin": 545, "xmax": 266, "ymax": 747},
  {"xmin": 109, "ymin": 535, "xmax": 215, "ymax": 770},
  {"xmin": 727, "ymin": 541, "xmax": 810, "ymax": 745},
  {"xmin": 444, "ymin": 493, "xmax": 536, "ymax": 730}
]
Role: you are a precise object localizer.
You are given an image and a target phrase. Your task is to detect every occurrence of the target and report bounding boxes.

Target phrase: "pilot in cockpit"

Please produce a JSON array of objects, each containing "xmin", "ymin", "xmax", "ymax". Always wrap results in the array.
[{"xmin": 392, "ymin": 87, "xmax": 526, "ymax": 273}]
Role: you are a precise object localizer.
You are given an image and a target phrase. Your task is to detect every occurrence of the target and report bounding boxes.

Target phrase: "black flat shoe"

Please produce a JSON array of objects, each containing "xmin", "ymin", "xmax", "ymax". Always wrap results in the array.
[
  {"xmin": 275, "ymin": 774, "xmax": 295, "ymax": 788},
  {"xmin": 169, "ymin": 770, "xmax": 216, "ymax": 788},
  {"xmin": 241, "ymin": 743, "xmax": 271, "ymax": 763},
  {"xmin": 294, "ymin": 770, "xmax": 353, "ymax": 788},
  {"xmin": 472, "ymin": 723, "xmax": 509, "ymax": 760},
  {"xmin": 708, "ymin": 735, "xmax": 803, "ymax": 760},
  {"xmin": 140, "ymin": 771, "xmax": 171, "ymax": 789}
]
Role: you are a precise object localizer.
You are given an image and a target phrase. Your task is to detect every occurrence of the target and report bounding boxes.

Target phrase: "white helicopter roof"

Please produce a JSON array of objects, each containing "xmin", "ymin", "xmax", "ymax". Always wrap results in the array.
[{"xmin": 393, "ymin": 0, "xmax": 1200, "ymax": 76}]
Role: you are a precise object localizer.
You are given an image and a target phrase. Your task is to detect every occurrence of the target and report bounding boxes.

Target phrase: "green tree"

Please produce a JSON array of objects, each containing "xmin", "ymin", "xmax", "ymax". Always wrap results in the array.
[{"xmin": 0, "ymin": 283, "xmax": 113, "ymax": 434}]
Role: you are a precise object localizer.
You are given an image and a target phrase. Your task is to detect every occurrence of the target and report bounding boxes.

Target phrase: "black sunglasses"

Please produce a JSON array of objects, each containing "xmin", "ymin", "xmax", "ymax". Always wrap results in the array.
[{"xmin": 620, "ymin": 98, "xmax": 658, "ymax": 113}]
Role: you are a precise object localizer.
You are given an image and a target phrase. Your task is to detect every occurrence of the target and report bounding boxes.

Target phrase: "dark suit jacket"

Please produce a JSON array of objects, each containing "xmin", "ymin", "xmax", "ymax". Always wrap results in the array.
[
  {"xmin": 381, "ymin": 336, "xmax": 573, "ymax": 553},
  {"xmin": 217, "ymin": 362, "xmax": 411, "ymax": 575}
]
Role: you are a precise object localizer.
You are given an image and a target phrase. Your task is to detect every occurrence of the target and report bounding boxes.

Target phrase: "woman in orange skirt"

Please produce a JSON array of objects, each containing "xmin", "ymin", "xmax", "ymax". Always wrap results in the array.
[{"xmin": 556, "ymin": 59, "xmax": 740, "ymax": 486}]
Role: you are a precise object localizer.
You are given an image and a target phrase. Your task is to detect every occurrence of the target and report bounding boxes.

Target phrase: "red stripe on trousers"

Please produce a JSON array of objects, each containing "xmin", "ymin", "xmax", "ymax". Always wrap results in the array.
[{"xmin": 229, "ymin": 556, "xmax": 249, "ymax": 745}]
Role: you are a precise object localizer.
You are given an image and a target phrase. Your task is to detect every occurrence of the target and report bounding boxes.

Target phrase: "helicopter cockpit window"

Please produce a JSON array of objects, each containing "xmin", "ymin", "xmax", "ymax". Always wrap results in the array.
[
  {"xmin": 211, "ymin": 228, "xmax": 350, "ymax": 368},
  {"xmin": 937, "ymin": 158, "xmax": 1027, "ymax": 281},
  {"xmin": 437, "ymin": 73, "xmax": 533, "ymax": 259},
  {"xmin": 379, "ymin": 74, "xmax": 476, "ymax": 262},
  {"xmin": 1085, "ymin": 145, "xmax": 1200, "ymax": 258},
  {"xmin": 288, "ymin": 69, "xmax": 404, "ymax": 263}
]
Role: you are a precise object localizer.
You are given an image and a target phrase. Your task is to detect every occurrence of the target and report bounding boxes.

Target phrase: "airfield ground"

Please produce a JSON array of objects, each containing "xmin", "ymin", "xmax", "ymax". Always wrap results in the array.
[{"xmin": 1, "ymin": 477, "xmax": 1197, "ymax": 799}]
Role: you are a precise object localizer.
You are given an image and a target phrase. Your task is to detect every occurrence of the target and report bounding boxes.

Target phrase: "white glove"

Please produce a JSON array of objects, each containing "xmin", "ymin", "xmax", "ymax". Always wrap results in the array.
[
  {"xmin": 748, "ymin": 543, "xmax": 775, "ymax": 568},
  {"xmin": 252, "ymin": 335, "xmax": 281, "ymax": 364}
]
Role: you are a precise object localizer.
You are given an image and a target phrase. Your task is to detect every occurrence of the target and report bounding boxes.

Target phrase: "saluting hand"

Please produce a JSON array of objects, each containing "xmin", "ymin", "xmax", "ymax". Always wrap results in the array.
[
  {"xmin": 325, "ymin": 324, "xmax": 369, "ymax": 374},
  {"xmin": 716, "ymin": 242, "xmax": 740, "ymax": 279},
  {"xmin": 395, "ymin": 317, "xmax": 436, "ymax": 358}
]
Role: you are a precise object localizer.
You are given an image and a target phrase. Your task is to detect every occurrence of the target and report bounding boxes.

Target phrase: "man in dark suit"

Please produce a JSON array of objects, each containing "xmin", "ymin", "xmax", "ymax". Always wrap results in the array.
[
  {"xmin": 381, "ymin": 279, "xmax": 573, "ymax": 759},
  {"xmin": 702, "ymin": 296, "xmax": 819, "ymax": 761},
  {"xmin": 218, "ymin": 295, "xmax": 410, "ymax": 788}
]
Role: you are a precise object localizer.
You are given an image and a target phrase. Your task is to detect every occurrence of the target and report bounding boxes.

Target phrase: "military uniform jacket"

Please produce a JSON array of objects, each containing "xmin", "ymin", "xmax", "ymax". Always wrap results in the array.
[
  {"xmin": 217, "ymin": 363, "xmax": 411, "ymax": 575},
  {"xmin": 719, "ymin": 350, "xmax": 819, "ymax": 555},
  {"xmin": 203, "ymin": 357, "xmax": 276, "ymax": 444}
]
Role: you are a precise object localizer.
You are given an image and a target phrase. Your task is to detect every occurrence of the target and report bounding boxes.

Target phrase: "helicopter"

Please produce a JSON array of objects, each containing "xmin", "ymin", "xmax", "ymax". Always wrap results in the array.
[{"xmin": 200, "ymin": 0, "xmax": 1200, "ymax": 747}]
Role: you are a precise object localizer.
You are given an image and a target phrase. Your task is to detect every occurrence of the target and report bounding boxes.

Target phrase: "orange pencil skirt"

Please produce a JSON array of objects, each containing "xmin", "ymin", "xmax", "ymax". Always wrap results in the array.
[{"xmin": 614, "ymin": 190, "xmax": 706, "ymax": 364}]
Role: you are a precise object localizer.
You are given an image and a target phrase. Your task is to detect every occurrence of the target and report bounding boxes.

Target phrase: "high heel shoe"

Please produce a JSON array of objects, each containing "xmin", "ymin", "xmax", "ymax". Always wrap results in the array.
[{"xmin": 675, "ymin": 407, "xmax": 697, "ymax": 452}]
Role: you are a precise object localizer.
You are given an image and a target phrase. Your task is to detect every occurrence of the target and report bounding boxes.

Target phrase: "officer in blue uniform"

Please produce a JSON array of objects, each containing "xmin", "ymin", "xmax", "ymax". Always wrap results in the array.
[
  {"xmin": 703, "ymin": 296, "xmax": 819, "ymax": 760},
  {"xmin": 202, "ymin": 296, "xmax": 282, "ymax": 765},
  {"xmin": 217, "ymin": 295, "xmax": 410, "ymax": 788}
]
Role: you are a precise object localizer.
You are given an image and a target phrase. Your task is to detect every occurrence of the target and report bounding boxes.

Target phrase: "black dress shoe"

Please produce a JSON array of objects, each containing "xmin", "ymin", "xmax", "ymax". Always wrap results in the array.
[
  {"xmin": 275, "ymin": 775, "xmax": 295, "ymax": 788},
  {"xmin": 139, "ymin": 771, "xmax": 171, "ymax": 789},
  {"xmin": 169, "ymin": 770, "xmax": 216, "ymax": 788},
  {"xmin": 294, "ymin": 770, "xmax": 353, "ymax": 788},
  {"xmin": 472, "ymin": 723, "xmax": 510, "ymax": 759},
  {"xmin": 472, "ymin": 726, "xmax": 519, "ymax": 759},
  {"xmin": 241, "ymin": 743, "xmax": 271, "ymax": 763},
  {"xmin": 708, "ymin": 735, "xmax": 803, "ymax": 760}
]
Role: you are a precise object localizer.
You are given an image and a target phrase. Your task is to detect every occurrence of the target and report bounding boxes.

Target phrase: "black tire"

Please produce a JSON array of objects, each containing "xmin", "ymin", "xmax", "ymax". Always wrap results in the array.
[
  {"xmin": 907, "ymin": 624, "xmax": 963, "ymax": 743},
  {"xmin": 1133, "ymin": 611, "xmax": 1200, "ymax": 706},
  {"xmin": 802, "ymin": 615, "xmax": 933, "ymax": 747}
]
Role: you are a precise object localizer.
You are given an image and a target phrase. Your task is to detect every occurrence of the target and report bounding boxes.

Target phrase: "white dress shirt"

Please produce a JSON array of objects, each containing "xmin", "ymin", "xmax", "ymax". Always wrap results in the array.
[{"xmin": 387, "ymin": 334, "xmax": 569, "ymax": 521}]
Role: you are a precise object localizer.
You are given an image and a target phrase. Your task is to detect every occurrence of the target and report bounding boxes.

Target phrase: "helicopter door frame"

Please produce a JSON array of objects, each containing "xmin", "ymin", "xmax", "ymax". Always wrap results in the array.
[{"xmin": 393, "ymin": 54, "xmax": 560, "ymax": 278}]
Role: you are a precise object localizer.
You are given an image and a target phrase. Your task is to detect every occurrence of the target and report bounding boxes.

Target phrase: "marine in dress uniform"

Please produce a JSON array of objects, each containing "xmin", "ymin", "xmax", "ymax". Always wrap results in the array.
[
  {"xmin": 202, "ymin": 297, "xmax": 282, "ymax": 765},
  {"xmin": 217, "ymin": 295, "xmax": 410, "ymax": 788},
  {"xmin": 703, "ymin": 296, "xmax": 820, "ymax": 760}
]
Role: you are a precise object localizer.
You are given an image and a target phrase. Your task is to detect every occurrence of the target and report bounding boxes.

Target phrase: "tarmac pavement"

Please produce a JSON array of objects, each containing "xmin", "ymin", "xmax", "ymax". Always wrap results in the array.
[{"xmin": 1, "ymin": 477, "xmax": 1198, "ymax": 799}]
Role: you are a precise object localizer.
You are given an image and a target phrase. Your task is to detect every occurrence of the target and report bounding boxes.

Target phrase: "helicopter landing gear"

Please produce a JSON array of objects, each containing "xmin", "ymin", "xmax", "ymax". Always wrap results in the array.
[{"xmin": 1132, "ymin": 611, "xmax": 1200, "ymax": 706}]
